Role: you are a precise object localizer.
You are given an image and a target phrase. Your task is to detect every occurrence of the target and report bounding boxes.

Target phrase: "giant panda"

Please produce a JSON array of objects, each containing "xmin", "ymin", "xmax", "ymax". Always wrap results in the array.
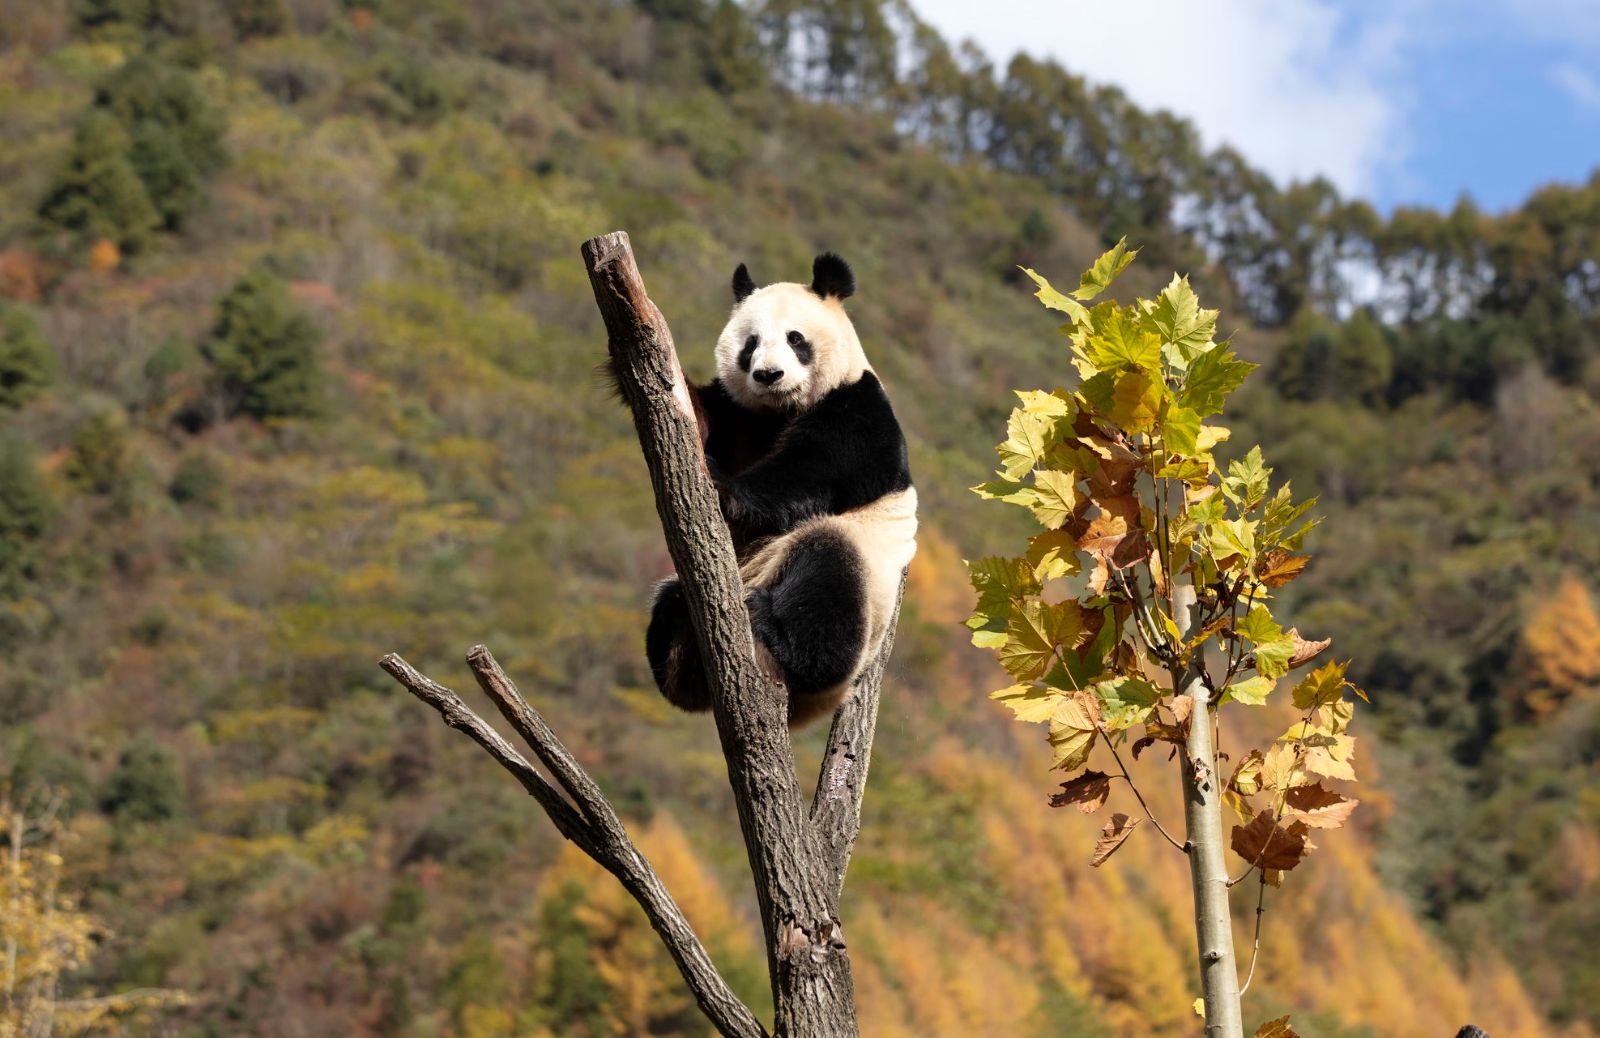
[{"xmin": 645, "ymin": 253, "xmax": 917, "ymax": 727}]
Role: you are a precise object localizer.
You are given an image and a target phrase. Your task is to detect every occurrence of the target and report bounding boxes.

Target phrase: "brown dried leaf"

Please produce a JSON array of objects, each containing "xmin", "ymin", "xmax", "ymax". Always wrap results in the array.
[
  {"xmin": 1190, "ymin": 754, "xmax": 1212, "ymax": 789},
  {"xmin": 1256, "ymin": 549, "xmax": 1310, "ymax": 588},
  {"xmin": 1130, "ymin": 735, "xmax": 1157, "ymax": 760},
  {"xmin": 1168, "ymin": 694, "xmax": 1194, "ymax": 728},
  {"xmin": 1230, "ymin": 809, "xmax": 1310, "ymax": 871},
  {"xmin": 1253, "ymin": 1015, "xmax": 1300, "ymax": 1038},
  {"xmin": 1284, "ymin": 783, "xmax": 1359, "ymax": 829},
  {"xmin": 1050, "ymin": 769, "xmax": 1112, "ymax": 813},
  {"xmin": 1285, "ymin": 628, "xmax": 1333, "ymax": 670},
  {"xmin": 1089, "ymin": 812, "xmax": 1141, "ymax": 867}
]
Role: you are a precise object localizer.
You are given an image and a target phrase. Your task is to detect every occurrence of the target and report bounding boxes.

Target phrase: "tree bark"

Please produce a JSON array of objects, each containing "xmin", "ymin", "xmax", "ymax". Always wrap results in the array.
[{"xmin": 1170, "ymin": 571, "xmax": 1244, "ymax": 1038}]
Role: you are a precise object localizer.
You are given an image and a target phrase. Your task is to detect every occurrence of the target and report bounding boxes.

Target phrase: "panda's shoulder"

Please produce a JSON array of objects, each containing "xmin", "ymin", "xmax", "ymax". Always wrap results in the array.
[{"xmin": 810, "ymin": 371, "xmax": 898, "ymax": 425}]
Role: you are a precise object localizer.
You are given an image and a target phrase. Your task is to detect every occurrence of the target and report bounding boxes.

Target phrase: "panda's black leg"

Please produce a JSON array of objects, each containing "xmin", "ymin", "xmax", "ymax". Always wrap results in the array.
[
  {"xmin": 748, "ymin": 529, "xmax": 868, "ymax": 704},
  {"xmin": 646, "ymin": 578, "xmax": 711, "ymax": 713}
]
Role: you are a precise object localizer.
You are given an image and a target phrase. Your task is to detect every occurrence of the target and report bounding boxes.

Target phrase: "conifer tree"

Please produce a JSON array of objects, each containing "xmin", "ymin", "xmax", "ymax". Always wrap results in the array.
[
  {"xmin": 202, "ymin": 265, "xmax": 323, "ymax": 420},
  {"xmin": 36, "ymin": 110, "xmax": 161, "ymax": 253}
]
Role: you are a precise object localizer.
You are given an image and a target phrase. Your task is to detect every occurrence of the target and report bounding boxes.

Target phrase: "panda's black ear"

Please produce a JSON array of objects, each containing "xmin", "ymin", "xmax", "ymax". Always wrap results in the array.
[
  {"xmin": 732, "ymin": 263, "xmax": 757, "ymax": 303},
  {"xmin": 810, "ymin": 253, "xmax": 854, "ymax": 300}
]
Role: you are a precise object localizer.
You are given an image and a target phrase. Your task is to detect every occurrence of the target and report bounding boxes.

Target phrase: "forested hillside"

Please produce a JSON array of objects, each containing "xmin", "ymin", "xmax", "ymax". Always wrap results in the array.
[{"xmin": 2, "ymin": 1, "xmax": 1598, "ymax": 1035}]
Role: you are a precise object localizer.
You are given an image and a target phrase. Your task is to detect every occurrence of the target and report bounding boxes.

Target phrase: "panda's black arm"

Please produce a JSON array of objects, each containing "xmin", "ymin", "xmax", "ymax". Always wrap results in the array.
[{"xmin": 717, "ymin": 374, "xmax": 911, "ymax": 536}]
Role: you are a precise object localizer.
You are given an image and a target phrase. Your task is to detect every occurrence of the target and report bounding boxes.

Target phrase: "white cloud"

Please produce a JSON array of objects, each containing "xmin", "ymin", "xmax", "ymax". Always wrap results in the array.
[
  {"xmin": 910, "ymin": 0, "xmax": 1414, "ymax": 197},
  {"xmin": 1550, "ymin": 62, "xmax": 1600, "ymax": 112}
]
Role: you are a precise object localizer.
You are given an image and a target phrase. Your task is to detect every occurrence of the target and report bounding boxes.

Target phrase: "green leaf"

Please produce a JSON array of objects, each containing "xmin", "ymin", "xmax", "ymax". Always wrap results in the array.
[
  {"xmin": 1073, "ymin": 238, "xmax": 1137, "ymax": 301},
  {"xmin": 1188, "ymin": 494, "xmax": 1226, "ymax": 527},
  {"xmin": 1253, "ymin": 639, "xmax": 1296, "ymax": 680},
  {"xmin": 1210, "ymin": 517, "xmax": 1256, "ymax": 562},
  {"xmin": 1223, "ymin": 675, "xmax": 1276, "ymax": 706},
  {"xmin": 1000, "ymin": 600, "xmax": 1084, "ymax": 681},
  {"xmin": 1224, "ymin": 446, "xmax": 1271, "ymax": 508},
  {"xmin": 1085, "ymin": 307, "xmax": 1162, "ymax": 371},
  {"xmin": 972, "ymin": 478, "xmax": 1038, "ymax": 507},
  {"xmin": 1237, "ymin": 605, "xmax": 1283, "ymax": 646},
  {"xmin": 1163, "ymin": 406, "xmax": 1202, "ymax": 456},
  {"xmin": 989, "ymin": 684, "xmax": 1060, "ymax": 723},
  {"xmin": 1020, "ymin": 266, "xmax": 1090, "ymax": 325},
  {"xmin": 1092, "ymin": 676, "xmax": 1161, "ymax": 731},
  {"xmin": 1180, "ymin": 343, "xmax": 1256, "ymax": 417},
  {"xmin": 1147, "ymin": 274, "xmax": 1218, "ymax": 366},
  {"xmin": 1030, "ymin": 469, "xmax": 1080, "ymax": 529},
  {"xmin": 998, "ymin": 409, "xmax": 1061, "ymax": 479}
]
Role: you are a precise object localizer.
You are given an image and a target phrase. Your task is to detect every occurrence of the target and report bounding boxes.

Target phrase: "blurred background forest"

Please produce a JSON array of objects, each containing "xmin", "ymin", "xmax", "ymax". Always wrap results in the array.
[{"xmin": 2, "ymin": 1, "xmax": 1599, "ymax": 1035}]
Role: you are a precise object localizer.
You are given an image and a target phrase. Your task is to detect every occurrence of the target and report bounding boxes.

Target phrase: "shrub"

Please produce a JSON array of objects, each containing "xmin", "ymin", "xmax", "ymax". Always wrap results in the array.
[
  {"xmin": 202, "ymin": 265, "xmax": 323, "ymax": 420},
  {"xmin": 169, "ymin": 452, "xmax": 224, "ymax": 509},
  {"xmin": 101, "ymin": 736, "xmax": 183, "ymax": 822},
  {"xmin": 0, "ymin": 305, "xmax": 54, "ymax": 409}
]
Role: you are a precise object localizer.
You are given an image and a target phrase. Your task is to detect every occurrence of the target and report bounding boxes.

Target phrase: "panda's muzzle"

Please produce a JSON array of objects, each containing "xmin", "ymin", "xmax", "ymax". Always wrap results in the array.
[{"xmin": 753, "ymin": 368, "xmax": 785, "ymax": 386}]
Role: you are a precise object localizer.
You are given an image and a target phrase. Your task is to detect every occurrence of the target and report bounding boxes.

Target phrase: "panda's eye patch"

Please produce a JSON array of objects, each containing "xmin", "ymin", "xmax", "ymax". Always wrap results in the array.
[
  {"xmin": 738, "ymin": 334, "xmax": 759, "ymax": 372},
  {"xmin": 786, "ymin": 330, "xmax": 813, "ymax": 365}
]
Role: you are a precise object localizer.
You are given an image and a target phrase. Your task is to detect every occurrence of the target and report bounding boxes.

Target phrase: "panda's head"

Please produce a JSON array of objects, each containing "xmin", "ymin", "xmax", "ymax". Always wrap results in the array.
[{"xmin": 714, "ymin": 253, "xmax": 869, "ymax": 411}]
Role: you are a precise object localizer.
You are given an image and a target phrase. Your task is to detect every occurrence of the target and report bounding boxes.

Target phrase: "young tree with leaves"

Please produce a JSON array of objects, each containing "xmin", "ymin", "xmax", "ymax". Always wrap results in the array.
[{"xmin": 968, "ymin": 241, "xmax": 1365, "ymax": 1038}]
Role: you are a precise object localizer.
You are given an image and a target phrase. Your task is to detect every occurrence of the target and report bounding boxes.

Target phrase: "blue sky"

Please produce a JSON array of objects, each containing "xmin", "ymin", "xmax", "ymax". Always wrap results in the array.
[{"xmin": 911, "ymin": 0, "xmax": 1600, "ymax": 214}]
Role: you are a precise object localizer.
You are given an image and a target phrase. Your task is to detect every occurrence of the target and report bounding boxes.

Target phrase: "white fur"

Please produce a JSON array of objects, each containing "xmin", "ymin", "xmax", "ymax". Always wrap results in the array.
[{"xmin": 714, "ymin": 283, "xmax": 870, "ymax": 410}]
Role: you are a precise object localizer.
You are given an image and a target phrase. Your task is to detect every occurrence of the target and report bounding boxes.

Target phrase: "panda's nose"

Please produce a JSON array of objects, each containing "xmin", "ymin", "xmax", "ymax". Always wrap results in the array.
[{"xmin": 753, "ymin": 368, "xmax": 784, "ymax": 386}]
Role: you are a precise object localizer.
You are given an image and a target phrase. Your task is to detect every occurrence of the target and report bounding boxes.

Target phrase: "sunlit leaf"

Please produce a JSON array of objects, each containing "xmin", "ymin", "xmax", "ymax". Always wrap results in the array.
[
  {"xmin": 1020, "ymin": 266, "xmax": 1089, "ymax": 325},
  {"xmin": 1223, "ymin": 675, "xmax": 1276, "ymax": 706},
  {"xmin": 1163, "ymin": 406, "xmax": 1202, "ymax": 456},
  {"xmin": 1179, "ymin": 343, "xmax": 1255, "ymax": 417},
  {"xmin": 1073, "ymin": 238, "xmax": 1136, "ymax": 301},
  {"xmin": 989, "ymin": 683, "xmax": 1060, "ymax": 723},
  {"xmin": 1092, "ymin": 675, "xmax": 1161, "ymax": 731},
  {"xmin": 1030, "ymin": 469, "xmax": 1080, "ymax": 529}
]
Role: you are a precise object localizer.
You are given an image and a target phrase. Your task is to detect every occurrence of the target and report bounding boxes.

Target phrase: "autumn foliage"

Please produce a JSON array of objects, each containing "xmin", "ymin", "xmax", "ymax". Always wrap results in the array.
[{"xmin": 968, "ymin": 243, "xmax": 1366, "ymax": 1033}]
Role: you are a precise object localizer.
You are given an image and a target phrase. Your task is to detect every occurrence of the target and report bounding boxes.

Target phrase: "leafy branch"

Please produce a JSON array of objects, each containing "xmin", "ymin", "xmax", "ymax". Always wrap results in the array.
[{"xmin": 967, "ymin": 241, "xmax": 1366, "ymax": 1038}]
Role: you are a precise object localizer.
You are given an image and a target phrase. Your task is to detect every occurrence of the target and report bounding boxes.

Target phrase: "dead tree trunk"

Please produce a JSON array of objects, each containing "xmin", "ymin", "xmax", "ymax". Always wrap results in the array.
[{"xmin": 381, "ymin": 232, "xmax": 901, "ymax": 1038}]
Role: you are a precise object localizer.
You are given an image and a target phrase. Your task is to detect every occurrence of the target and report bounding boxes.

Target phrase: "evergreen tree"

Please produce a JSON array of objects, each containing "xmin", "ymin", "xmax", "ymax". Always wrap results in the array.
[
  {"xmin": 202, "ymin": 265, "xmax": 323, "ymax": 420},
  {"xmin": 0, "ymin": 305, "xmax": 54, "ymax": 409},
  {"xmin": 128, "ymin": 120, "xmax": 199, "ymax": 230},
  {"xmin": 96, "ymin": 54, "xmax": 226, "ymax": 182},
  {"xmin": 0, "ymin": 436, "xmax": 51, "ymax": 597},
  {"xmin": 36, "ymin": 110, "xmax": 161, "ymax": 252},
  {"xmin": 1330, "ymin": 309, "xmax": 1394, "ymax": 403}
]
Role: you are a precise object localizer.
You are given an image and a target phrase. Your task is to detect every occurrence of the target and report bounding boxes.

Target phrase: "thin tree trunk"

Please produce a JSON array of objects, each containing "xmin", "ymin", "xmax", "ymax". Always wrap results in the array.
[{"xmin": 1170, "ymin": 565, "xmax": 1243, "ymax": 1038}]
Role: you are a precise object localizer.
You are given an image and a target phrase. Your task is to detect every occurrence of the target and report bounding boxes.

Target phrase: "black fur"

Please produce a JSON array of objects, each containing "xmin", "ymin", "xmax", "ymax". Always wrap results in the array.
[
  {"xmin": 645, "ymin": 578, "xmax": 710, "ymax": 712},
  {"xmin": 746, "ymin": 527, "xmax": 867, "ymax": 696},
  {"xmin": 732, "ymin": 263, "xmax": 757, "ymax": 302},
  {"xmin": 737, "ymin": 334, "xmax": 759, "ymax": 372},
  {"xmin": 706, "ymin": 371, "xmax": 911, "ymax": 541},
  {"xmin": 809, "ymin": 253, "xmax": 854, "ymax": 300},
  {"xmin": 786, "ymin": 330, "xmax": 813, "ymax": 365}
]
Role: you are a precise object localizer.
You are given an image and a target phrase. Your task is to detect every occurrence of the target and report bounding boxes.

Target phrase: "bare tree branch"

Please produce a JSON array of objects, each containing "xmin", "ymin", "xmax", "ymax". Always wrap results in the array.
[
  {"xmin": 810, "ymin": 579, "xmax": 902, "ymax": 902},
  {"xmin": 380, "ymin": 652, "xmax": 767, "ymax": 1038}
]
